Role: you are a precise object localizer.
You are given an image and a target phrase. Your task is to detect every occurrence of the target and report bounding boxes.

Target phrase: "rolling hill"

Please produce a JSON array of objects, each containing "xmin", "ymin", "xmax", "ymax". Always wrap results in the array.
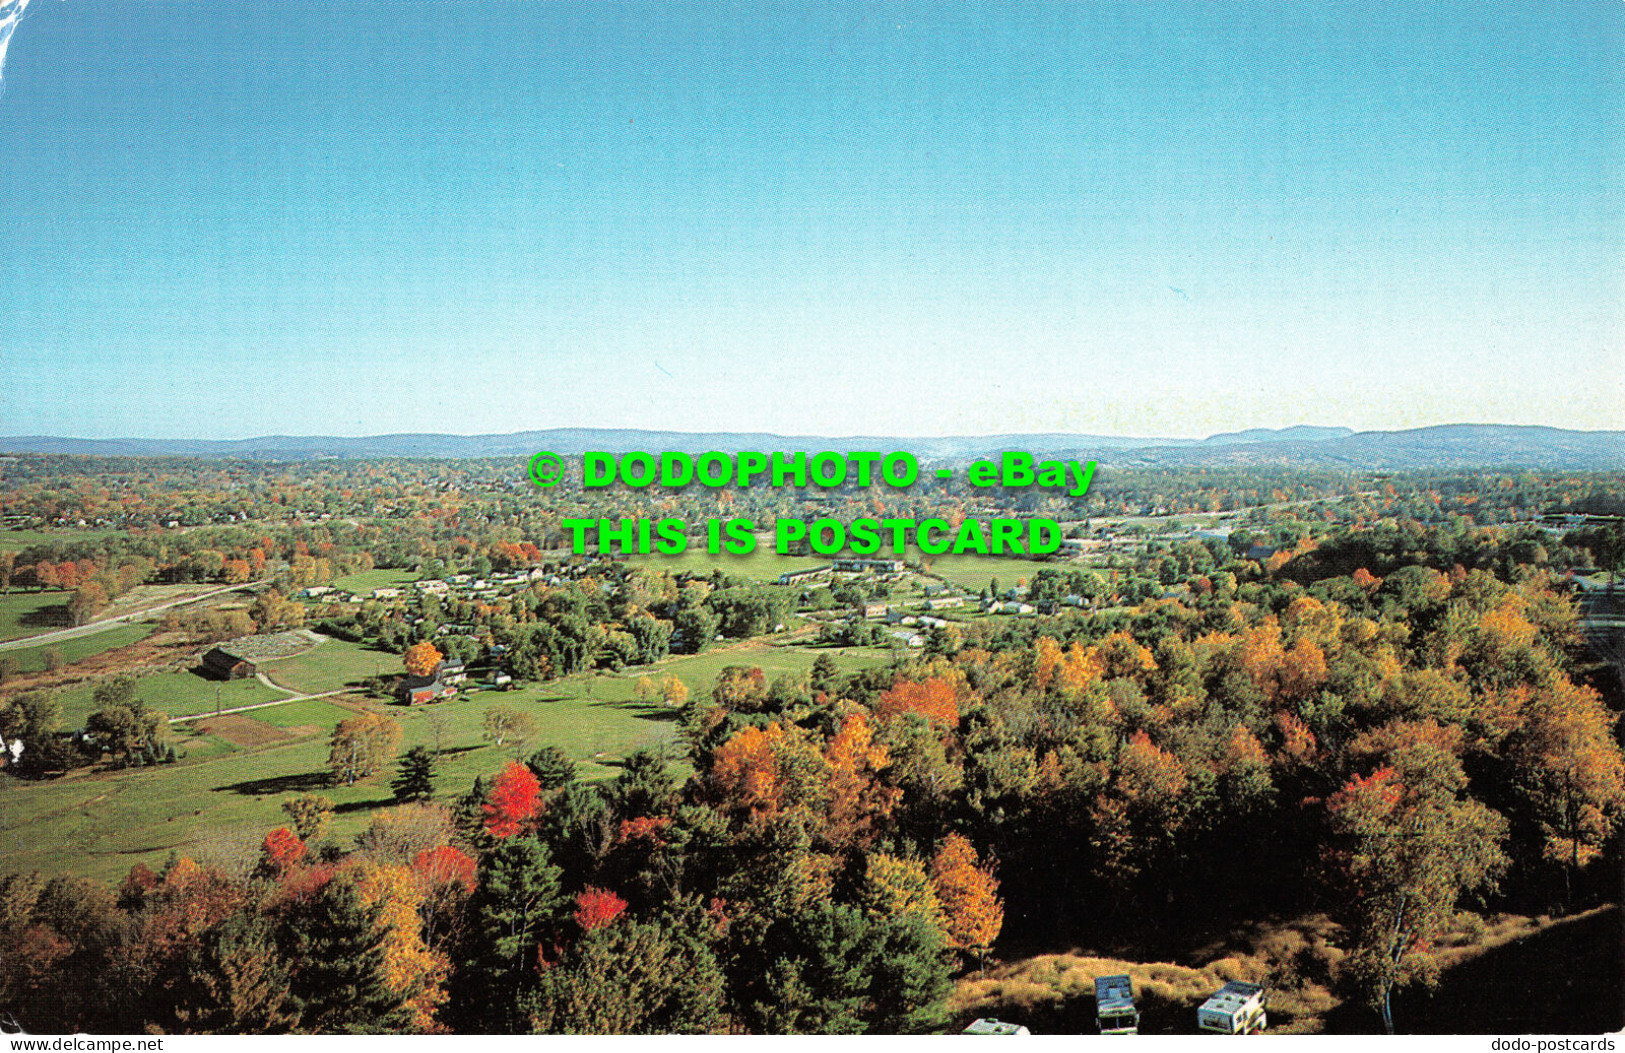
[{"xmin": 1, "ymin": 424, "xmax": 1621, "ymax": 470}]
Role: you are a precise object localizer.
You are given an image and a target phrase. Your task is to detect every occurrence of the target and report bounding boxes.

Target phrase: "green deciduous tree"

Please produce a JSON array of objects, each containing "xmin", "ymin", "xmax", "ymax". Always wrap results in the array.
[{"xmin": 1325, "ymin": 742, "xmax": 1508, "ymax": 1034}]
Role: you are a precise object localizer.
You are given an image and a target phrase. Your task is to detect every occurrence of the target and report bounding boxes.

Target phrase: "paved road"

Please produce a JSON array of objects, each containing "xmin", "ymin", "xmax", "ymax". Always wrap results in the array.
[{"xmin": 0, "ymin": 581, "xmax": 266, "ymax": 653}]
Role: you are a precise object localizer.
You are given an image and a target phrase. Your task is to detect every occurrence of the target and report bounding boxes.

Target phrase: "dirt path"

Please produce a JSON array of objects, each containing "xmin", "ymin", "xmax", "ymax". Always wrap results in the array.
[{"xmin": 167, "ymin": 680, "xmax": 349, "ymax": 724}]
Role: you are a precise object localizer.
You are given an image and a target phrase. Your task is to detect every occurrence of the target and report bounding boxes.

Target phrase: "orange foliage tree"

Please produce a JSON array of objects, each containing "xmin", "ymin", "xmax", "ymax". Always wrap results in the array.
[
  {"xmin": 1509, "ymin": 675, "xmax": 1625, "ymax": 901},
  {"xmin": 260, "ymin": 828, "xmax": 307, "ymax": 874},
  {"xmin": 707, "ymin": 723, "xmax": 807, "ymax": 818},
  {"xmin": 874, "ymin": 677, "xmax": 958, "ymax": 725},
  {"xmin": 822, "ymin": 711, "xmax": 900, "ymax": 845},
  {"xmin": 404, "ymin": 641, "xmax": 444, "ymax": 678}
]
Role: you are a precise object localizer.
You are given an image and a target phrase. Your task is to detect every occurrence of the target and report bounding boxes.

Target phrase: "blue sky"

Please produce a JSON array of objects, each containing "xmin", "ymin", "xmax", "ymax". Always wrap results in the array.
[{"xmin": 0, "ymin": 1, "xmax": 1620, "ymax": 440}]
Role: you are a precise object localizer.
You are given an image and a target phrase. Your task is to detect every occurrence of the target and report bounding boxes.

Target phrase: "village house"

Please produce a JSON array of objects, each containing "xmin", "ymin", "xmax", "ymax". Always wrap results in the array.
[
  {"xmin": 397, "ymin": 655, "xmax": 470, "ymax": 704},
  {"xmin": 777, "ymin": 565, "xmax": 833, "ymax": 586},
  {"xmin": 833, "ymin": 558, "xmax": 905, "ymax": 574}
]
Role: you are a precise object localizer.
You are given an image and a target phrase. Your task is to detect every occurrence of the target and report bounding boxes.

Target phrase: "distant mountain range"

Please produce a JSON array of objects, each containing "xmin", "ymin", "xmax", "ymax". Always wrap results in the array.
[{"xmin": 0, "ymin": 425, "xmax": 1621, "ymax": 470}]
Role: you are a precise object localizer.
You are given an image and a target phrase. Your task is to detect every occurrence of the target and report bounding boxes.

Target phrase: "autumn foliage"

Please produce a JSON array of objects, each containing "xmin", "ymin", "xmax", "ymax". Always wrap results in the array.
[
  {"xmin": 404, "ymin": 641, "xmax": 444, "ymax": 678},
  {"xmin": 573, "ymin": 887, "xmax": 628, "ymax": 931},
  {"xmin": 930, "ymin": 833, "xmax": 1003, "ymax": 960},
  {"xmin": 261, "ymin": 827, "xmax": 307, "ymax": 873},
  {"xmin": 482, "ymin": 761, "xmax": 541, "ymax": 838},
  {"xmin": 412, "ymin": 846, "xmax": 477, "ymax": 892},
  {"xmin": 875, "ymin": 677, "xmax": 958, "ymax": 725},
  {"xmin": 7, "ymin": 468, "xmax": 1625, "ymax": 1036}
]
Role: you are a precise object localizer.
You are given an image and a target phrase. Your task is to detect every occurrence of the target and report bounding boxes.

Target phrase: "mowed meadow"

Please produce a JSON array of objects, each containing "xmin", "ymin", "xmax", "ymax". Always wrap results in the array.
[{"xmin": 1, "ymin": 632, "xmax": 891, "ymax": 886}]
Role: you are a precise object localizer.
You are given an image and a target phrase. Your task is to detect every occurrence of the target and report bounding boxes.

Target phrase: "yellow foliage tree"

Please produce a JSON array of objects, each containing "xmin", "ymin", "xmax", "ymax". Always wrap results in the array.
[
  {"xmin": 350, "ymin": 862, "xmax": 449, "ymax": 1032},
  {"xmin": 660, "ymin": 674, "xmax": 689, "ymax": 708},
  {"xmin": 930, "ymin": 833, "xmax": 1003, "ymax": 963},
  {"xmin": 1033, "ymin": 636, "xmax": 1063, "ymax": 692},
  {"xmin": 327, "ymin": 712, "xmax": 403, "ymax": 786}
]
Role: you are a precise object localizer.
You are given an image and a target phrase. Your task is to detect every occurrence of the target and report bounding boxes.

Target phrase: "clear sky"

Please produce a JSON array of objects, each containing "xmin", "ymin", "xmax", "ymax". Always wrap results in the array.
[{"xmin": 0, "ymin": 1, "xmax": 1620, "ymax": 440}]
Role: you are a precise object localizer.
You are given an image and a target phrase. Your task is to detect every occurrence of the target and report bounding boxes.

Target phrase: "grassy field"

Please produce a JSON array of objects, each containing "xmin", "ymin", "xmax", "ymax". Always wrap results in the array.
[
  {"xmin": 1, "ymin": 635, "xmax": 899, "ymax": 886},
  {"xmin": 250, "ymin": 698, "xmax": 356, "ymax": 728},
  {"xmin": 623, "ymin": 547, "xmax": 832, "ymax": 582},
  {"xmin": 921, "ymin": 551, "xmax": 1065, "ymax": 590},
  {"xmin": 258, "ymin": 636, "xmax": 397, "ymax": 694},
  {"xmin": 0, "ymin": 528, "xmax": 124, "ymax": 548},
  {"xmin": 54, "ymin": 670, "xmax": 291, "ymax": 726},
  {"xmin": 2, "ymin": 623, "xmax": 156, "ymax": 673},
  {"xmin": 330, "ymin": 568, "xmax": 421, "ymax": 592},
  {"xmin": 0, "ymin": 590, "xmax": 72, "ymax": 640},
  {"xmin": 0, "ymin": 686, "xmax": 679, "ymax": 886}
]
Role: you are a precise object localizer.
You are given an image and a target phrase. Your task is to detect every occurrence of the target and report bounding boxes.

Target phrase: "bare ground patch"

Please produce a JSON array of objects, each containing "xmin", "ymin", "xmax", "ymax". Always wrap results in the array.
[{"xmin": 195, "ymin": 714, "xmax": 293, "ymax": 748}]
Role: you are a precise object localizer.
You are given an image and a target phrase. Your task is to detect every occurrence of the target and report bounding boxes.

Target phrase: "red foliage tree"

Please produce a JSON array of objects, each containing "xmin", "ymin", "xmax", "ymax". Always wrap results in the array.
[
  {"xmin": 412, "ymin": 845, "xmax": 477, "ymax": 892},
  {"xmin": 280, "ymin": 864, "xmax": 338, "ymax": 902},
  {"xmin": 617, "ymin": 815, "xmax": 673, "ymax": 845},
  {"xmin": 1328, "ymin": 765, "xmax": 1402, "ymax": 817},
  {"xmin": 482, "ymin": 761, "xmax": 541, "ymax": 838},
  {"xmin": 261, "ymin": 827, "xmax": 307, "ymax": 872},
  {"xmin": 573, "ymin": 886, "xmax": 628, "ymax": 931}
]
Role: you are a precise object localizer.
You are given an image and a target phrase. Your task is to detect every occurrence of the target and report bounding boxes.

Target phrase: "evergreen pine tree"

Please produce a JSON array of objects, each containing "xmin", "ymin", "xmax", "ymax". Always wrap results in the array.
[
  {"xmin": 451, "ymin": 775, "xmax": 493, "ymax": 854},
  {"xmin": 279, "ymin": 880, "xmax": 412, "ymax": 1034},
  {"xmin": 168, "ymin": 913, "xmax": 298, "ymax": 1033},
  {"xmin": 392, "ymin": 745, "xmax": 437, "ymax": 803},
  {"xmin": 524, "ymin": 745, "xmax": 577, "ymax": 790},
  {"xmin": 526, "ymin": 910, "xmax": 729, "ymax": 1033},
  {"xmin": 447, "ymin": 835, "xmax": 564, "ymax": 1033}
]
